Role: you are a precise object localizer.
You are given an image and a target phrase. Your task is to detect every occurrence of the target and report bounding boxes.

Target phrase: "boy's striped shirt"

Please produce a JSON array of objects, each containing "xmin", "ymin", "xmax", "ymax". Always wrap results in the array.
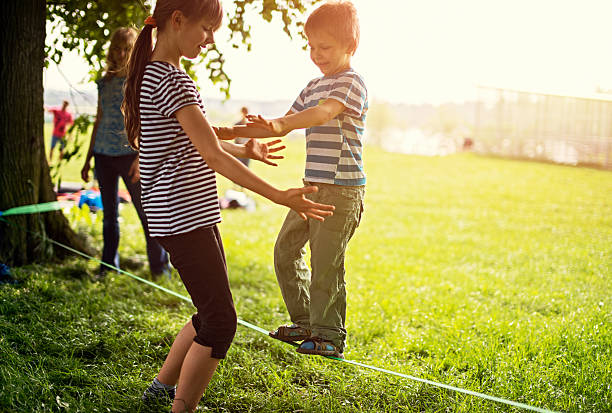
[
  {"xmin": 291, "ymin": 68, "xmax": 368, "ymax": 186},
  {"xmin": 138, "ymin": 61, "xmax": 221, "ymax": 237}
]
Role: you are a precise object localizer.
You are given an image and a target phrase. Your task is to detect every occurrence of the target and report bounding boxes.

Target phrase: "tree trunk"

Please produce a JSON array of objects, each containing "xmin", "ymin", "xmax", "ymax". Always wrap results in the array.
[{"xmin": 0, "ymin": 0, "xmax": 93, "ymax": 266}]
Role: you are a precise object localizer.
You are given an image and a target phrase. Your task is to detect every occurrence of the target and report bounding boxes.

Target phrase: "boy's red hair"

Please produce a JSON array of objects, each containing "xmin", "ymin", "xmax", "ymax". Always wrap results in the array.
[{"xmin": 305, "ymin": 1, "xmax": 360, "ymax": 54}]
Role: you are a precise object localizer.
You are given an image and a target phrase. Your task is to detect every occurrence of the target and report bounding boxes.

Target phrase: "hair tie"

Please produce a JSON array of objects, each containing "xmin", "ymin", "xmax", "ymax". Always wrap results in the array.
[{"xmin": 144, "ymin": 15, "xmax": 157, "ymax": 27}]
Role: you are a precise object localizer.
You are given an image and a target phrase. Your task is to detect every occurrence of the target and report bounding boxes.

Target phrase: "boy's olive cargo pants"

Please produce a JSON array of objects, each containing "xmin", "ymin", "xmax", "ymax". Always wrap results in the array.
[{"xmin": 274, "ymin": 181, "xmax": 365, "ymax": 352}]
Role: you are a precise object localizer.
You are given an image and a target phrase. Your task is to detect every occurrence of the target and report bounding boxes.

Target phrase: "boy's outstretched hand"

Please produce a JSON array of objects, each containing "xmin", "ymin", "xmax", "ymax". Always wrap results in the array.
[
  {"xmin": 212, "ymin": 126, "xmax": 234, "ymax": 140},
  {"xmin": 246, "ymin": 138, "xmax": 285, "ymax": 166},
  {"xmin": 279, "ymin": 186, "xmax": 335, "ymax": 221},
  {"xmin": 247, "ymin": 114, "xmax": 285, "ymax": 136}
]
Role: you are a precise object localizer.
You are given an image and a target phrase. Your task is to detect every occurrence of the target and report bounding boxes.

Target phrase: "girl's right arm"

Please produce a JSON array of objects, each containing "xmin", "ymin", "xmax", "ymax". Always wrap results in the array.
[
  {"xmin": 175, "ymin": 105, "xmax": 334, "ymax": 221},
  {"xmin": 81, "ymin": 100, "xmax": 102, "ymax": 182}
]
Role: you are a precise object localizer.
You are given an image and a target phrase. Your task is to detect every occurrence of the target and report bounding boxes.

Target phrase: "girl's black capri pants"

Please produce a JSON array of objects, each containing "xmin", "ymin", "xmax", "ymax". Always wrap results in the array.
[{"xmin": 155, "ymin": 225, "xmax": 237, "ymax": 359}]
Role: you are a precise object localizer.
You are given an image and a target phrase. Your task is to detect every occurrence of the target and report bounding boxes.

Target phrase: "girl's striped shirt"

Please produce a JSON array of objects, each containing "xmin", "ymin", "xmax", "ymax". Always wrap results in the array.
[
  {"xmin": 290, "ymin": 68, "xmax": 368, "ymax": 186},
  {"xmin": 138, "ymin": 61, "xmax": 221, "ymax": 237}
]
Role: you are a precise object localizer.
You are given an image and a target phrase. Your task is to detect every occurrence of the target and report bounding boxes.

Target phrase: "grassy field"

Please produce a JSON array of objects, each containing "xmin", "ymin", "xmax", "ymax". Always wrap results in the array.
[{"xmin": 1, "ymin": 136, "xmax": 611, "ymax": 412}]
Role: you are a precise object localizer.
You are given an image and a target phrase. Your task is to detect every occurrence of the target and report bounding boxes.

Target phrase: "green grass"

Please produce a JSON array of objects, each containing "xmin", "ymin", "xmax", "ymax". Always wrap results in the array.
[{"xmin": 1, "ymin": 139, "xmax": 611, "ymax": 412}]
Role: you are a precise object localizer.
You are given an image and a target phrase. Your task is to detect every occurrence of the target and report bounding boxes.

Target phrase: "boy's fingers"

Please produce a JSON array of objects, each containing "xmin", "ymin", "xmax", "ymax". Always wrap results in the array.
[
  {"xmin": 268, "ymin": 146, "xmax": 286, "ymax": 153},
  {"xmin": 267, "ymin": 155, "xmax": 284, "ymax": 159},
  {"xmin": 266, "ymin": 139, "xmax": 282, "ymax": 146}
]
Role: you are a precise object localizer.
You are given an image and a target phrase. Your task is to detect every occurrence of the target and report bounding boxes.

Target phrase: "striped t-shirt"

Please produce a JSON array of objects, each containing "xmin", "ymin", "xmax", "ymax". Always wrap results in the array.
[
  {"xmin": 139, "ymin": 61, "xmax": 221, "ymax": 237},
  {"xmin": 291, "ymin": 68, "xmax": 368, "ymax": 186}
]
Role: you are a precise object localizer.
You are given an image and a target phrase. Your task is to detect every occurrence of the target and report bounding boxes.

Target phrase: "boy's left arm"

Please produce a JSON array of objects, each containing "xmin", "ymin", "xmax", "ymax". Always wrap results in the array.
[
  {"xmin": 248, "ymin": 100, "xmax": 345, "ymax": 136},
  {"xmin": 213, "ymin": 110, "xmax": 294, "ymax": 140}
]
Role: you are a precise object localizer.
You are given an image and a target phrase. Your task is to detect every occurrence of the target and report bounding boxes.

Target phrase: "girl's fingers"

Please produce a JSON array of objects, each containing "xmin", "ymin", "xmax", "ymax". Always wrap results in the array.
[
  {"xmin": 299, "ymin": 185, "xmax": 319, "ymax": 195},
  {"xmin": 305, "ymin": 200, "xmax": 335, "ymax": 211},
  {"xmin": 267, "ymin": 155, "xmax": 284, "ymax": 159},
  {"xmin": 296, "ymin": 188, "xmax": 335, "ymax": 211},
  {"xmin": 309, "ymin": 208, "xmax": 334, "ymax": 216},
  {"xmin": 266, "ymin": 139, "xmax": 282, "ymax": 146},
  {"xmin": 305, "ymin": 211, "xmax": 327, "ymax": 221},
  {"xmin": 268, "ymin": 146, "xmax": 286, "ymax": 153}
]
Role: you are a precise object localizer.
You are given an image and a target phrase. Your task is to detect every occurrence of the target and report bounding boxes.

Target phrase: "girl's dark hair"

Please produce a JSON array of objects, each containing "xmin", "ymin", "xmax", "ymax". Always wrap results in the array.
[
  {"xmin": 103, "ymin": 27, "xmax": 137, "ymax": 81},
  {"xmin": 123, "ymin": 0, "xmax": 223, "ymax": 150}
]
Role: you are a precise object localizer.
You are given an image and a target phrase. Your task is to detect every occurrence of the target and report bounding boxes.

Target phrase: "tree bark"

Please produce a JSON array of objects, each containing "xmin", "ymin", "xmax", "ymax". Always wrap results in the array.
[{"xmin": 0, "ymin": 0, "xmax": 93, "ymax": 266}]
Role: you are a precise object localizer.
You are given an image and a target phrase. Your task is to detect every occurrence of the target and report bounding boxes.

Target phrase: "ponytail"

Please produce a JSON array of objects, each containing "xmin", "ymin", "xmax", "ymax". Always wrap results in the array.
[
  {"xmin": 122, "ymin": 24, "xmax": 154, "ymax": 150},
  {"xmin": 123, "ymin": 0, "xmax": 224, "ymax": 150}
]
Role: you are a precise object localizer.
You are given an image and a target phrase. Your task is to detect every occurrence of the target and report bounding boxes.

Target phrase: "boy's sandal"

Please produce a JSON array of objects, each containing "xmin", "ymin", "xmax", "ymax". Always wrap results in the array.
[
  {"xmin": 269, "ymin": 324, "xmax": 311, "ymax": 342},
  {"xmin": 296, "ymin": 337, "xmax": 344, "ymax": 359}
]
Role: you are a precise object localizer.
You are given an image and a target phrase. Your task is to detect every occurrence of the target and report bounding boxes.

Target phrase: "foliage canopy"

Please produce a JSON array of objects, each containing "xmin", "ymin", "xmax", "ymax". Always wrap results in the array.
[{"xmin": 46, "ymin": 0, "xmax": 319, "ymax": 97}]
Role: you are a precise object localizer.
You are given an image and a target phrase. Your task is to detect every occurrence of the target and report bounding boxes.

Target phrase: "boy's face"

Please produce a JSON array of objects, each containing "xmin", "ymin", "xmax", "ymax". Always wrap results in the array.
[{"xmin": 307, "ymin": 30, "xmax": 353, "ymax": 76}]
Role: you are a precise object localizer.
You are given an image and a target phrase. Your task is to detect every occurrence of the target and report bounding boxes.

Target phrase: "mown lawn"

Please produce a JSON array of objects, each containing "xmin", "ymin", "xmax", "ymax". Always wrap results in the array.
[{"xmin": 1, "ymin": 139, "xmax": 611, "ymax": 412}]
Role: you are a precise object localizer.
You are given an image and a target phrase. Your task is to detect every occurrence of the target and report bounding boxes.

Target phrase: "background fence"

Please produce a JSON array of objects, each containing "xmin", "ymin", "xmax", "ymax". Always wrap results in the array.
[{"xmin": 474, "ymin": 86, "xmax": 612, "ymax": 169}]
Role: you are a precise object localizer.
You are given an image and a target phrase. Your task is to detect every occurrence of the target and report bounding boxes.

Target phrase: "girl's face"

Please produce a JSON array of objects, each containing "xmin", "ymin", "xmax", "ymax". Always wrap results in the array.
[
  {"xmin": 177, "ymin": 14, "xmax": 217, "ymax": 59},
  {"xmin": 307, "ymin": 30, "xmax": 353, "ymax": 76},
  {"xmin": 110, "ymin": 40, "xmax": 134, "ymax": 68}
]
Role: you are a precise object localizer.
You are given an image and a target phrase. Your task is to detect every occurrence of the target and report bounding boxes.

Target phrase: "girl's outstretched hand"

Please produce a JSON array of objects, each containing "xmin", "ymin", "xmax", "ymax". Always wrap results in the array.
[
  {"xmin": 246, "ymin": 114, "xmax": 284, "ymax": 136},
  {"xmin": 245, "ymin": 138, "xmax": 285, "ymax": 166},
  {"xmin": 279, "ymin": 186, "xmax": 335, "ymax": 221}
]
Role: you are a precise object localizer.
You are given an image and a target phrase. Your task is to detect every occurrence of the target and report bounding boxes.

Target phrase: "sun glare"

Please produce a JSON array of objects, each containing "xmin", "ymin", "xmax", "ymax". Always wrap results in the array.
[{"xmin": 46, "ymin": 0, "xmax": 612, "ymax": 105}]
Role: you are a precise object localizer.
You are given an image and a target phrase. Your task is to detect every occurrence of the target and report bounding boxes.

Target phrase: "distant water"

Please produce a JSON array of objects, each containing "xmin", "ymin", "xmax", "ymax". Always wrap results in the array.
[{"xmin": 375, "ymin": 128, "xmax": 461, "ymax": 156}]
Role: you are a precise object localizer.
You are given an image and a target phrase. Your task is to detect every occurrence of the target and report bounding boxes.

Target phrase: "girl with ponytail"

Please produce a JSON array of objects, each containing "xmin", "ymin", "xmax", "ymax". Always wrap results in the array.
[{"xmin": 123, "ymin": 1, "xmax": 334, "ymax": 411}]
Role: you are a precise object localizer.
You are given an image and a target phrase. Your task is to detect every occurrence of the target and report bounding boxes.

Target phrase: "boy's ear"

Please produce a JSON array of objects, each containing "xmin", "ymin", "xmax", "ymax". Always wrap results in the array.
[{"xmin": 347, "ymin": 41, "xmax": 357, "ymax": 56}]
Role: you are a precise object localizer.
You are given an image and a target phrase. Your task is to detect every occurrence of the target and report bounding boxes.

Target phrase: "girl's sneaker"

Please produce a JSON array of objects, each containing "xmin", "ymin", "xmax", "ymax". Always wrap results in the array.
[{"xmin": 142, "ymin": 378, "xmax": 176, "ymax": 404}]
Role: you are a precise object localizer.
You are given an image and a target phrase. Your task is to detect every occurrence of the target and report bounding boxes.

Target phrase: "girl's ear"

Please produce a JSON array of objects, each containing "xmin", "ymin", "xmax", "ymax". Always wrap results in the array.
[{"xmin": 170, "ymin": 10, "xmax": 185, "ymax": 31}]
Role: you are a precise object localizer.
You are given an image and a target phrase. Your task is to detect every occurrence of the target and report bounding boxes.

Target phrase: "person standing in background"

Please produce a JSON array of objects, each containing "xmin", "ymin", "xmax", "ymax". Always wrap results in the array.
[
  {"xmin": 46, "ymin": 100, "xmax": 74, "ymax": 161},
  {"xmin": 233, "ymin": 106, "xmax": 251, "ymax": 167},
  {"xmin": 81, "ymin": 27, "xmax": 169, "ymax": 280}
]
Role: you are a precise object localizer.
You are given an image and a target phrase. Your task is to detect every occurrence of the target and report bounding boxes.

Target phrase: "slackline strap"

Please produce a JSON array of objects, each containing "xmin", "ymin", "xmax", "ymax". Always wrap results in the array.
[{"xmin": 0, "ymin": 202, "xmax": 558, "ymax": 413}]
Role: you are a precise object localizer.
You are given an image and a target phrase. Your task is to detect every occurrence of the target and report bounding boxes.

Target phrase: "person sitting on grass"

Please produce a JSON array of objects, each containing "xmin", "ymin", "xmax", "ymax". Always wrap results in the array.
[{"xmin": 217, "ymin": 0, "xmax": 367, "ymax": 359}]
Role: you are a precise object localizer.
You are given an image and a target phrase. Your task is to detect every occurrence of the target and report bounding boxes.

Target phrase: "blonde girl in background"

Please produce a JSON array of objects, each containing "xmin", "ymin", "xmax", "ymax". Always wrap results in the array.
[{"xmin": 81, "ymin": 27, "xmax": 170, "ymax": 280}]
